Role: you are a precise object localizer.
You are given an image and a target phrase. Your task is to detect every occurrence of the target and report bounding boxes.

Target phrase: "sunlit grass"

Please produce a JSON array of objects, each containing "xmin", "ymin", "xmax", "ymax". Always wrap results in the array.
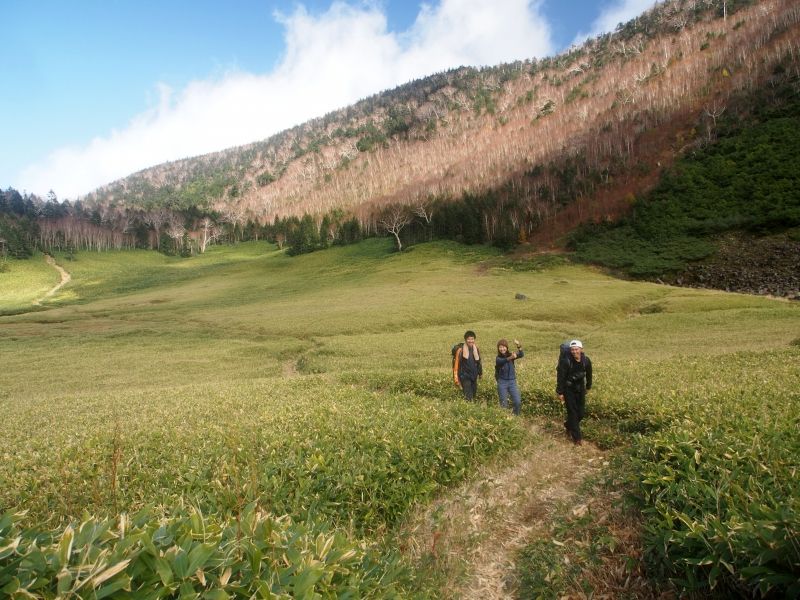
[
  {"xmin": 1, "ymin": 238, "xmax": 799, "ymax": 596},
  {"xmin": 0, "ymin": 252, "xmax": 59, "ymax": 313}
]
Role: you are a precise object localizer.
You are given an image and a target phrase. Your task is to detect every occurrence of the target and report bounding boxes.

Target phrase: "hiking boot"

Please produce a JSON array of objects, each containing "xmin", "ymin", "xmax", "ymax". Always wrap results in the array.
[{"xmin": 574, "ymin": 439, "xmax": 583, "ymax": 446}]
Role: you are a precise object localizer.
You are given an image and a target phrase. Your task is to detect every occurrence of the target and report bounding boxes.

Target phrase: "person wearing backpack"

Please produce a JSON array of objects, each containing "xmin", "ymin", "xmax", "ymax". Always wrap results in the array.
[
  {"xmin": 453, "ymin": 330, "xmax": 482, "ymax": 401},
  {"xmin": 556, "ymin": 339, "xmax": 593, "ymax": 445},
  {"xmin": 495, "ymin": 338, "xmax": 524, "ymax": 415}
]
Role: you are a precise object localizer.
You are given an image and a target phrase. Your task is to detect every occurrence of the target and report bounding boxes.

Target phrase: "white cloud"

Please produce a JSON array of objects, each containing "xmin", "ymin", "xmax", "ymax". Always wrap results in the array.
[
  {"xmin": 19, "ymin": 0, "xmax": 556, "ymax": 199},
  {"xmin": 405, "ymin": 0, "xmax": 552, "ymax": 69},
  {"xmin": 571, "ymin": 0, "xmax": 658, "ymax": 47}
]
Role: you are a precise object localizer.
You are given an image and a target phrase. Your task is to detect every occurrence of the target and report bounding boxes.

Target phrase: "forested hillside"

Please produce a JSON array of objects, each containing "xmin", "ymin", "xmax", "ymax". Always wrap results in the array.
[
  {"xmin": 3, "ymin": 0, "xmax": 799, "ymax": 294},
  {"xmin": 569, "ymin": 75, "xmax": 800, "ymax": 296},
  {"xmin": 83, "ymin": 0, "xmax": 800, "ymax": 228}
]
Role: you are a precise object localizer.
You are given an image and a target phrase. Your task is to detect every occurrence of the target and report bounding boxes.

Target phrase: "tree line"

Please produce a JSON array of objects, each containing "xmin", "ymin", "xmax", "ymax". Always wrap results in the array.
[{"xmin": 1, "ymin": 178, "xmax": 549, "ymax": 263}]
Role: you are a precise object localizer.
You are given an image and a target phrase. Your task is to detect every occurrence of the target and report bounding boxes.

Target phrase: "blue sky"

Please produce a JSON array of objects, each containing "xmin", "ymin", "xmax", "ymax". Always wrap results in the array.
[{"xmin": 2, "ymin": 0, "xmax": 656, "ymax": 199}]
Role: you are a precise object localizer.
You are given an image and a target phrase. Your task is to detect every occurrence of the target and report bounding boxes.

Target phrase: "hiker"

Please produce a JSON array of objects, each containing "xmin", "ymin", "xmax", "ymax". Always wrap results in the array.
[
  {"xmin": 495, "ymin": 338, "xmax": 524, "ymax": 415},
  {"xmin": 556, "ymin": 339, "xmax": 593, "ymax": 445},
  {"xmin": 454, "ymin": 330, "xmax": 482, "ymax": 401}
]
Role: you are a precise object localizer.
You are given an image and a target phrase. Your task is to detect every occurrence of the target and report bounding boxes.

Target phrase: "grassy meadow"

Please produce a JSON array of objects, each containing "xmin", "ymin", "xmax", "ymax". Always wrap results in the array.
[
  {"xmin": 0, "ymin": 255, "xmax": 60, "ymax": 312},
  {"xmin": 1, "ymin": 239, "xmax": 798, "ymax": 598}
]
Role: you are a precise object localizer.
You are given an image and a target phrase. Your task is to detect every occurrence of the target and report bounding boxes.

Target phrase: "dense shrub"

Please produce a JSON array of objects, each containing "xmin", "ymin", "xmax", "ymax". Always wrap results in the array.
[
  {"xmin": 0, "ymin": 506, "xmax": 405, "ymax": 598},
  {"xmin": 571, "ymin": 92, "xmax": 800, "ymax": 278}
]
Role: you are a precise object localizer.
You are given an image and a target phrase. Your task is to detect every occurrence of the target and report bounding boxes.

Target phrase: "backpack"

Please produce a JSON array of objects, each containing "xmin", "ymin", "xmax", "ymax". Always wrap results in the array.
[
  {"xmin": 557, "ymin": 341, "xmax": 571, "ymax": 368},
  {"xmin": 451, "ymin": 342, "xmax": 464, "ymax": 384},
  {"xmin": 451, "ymin": 342, "xmax": 464, "ymax": 369}
]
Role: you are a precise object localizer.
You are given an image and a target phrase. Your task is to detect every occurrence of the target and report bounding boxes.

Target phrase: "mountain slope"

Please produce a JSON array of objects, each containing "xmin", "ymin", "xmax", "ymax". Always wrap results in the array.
[
  {"xmin": 569, "ymin": 81, "xmax": 800, "ymax": 296},
  {"xmin": 85, "ymin": 0, "xmax": 800, "ymax": 240}
]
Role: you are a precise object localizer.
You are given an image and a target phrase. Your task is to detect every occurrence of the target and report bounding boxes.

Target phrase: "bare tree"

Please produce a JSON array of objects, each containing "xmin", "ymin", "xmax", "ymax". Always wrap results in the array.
[
  {"xmin": 704, "ymin": 101, "xmax": 727, "ymax": 141},
  {"xmin": 166, "ymin": 217, "xmax": 186, "ymax": 250},
  {"xmin": 412, "ymin": 199, "xmax": 435, "ymax": 241},
  {"xmin": 220, "ymin": 204, "xmax": 247, "ymax": 242},
  {"xmin": 379, "ymin": 206, "xmax": 411, "ymax": 252},
  {"xmin": 412, "ymin": 201, "xmax": 434, "ymax": 224},
  {"xmin": 198, "ymin": 217, "xmax": 221, "ymax": 253},
  {"xmin": 143, "ymin": 208, "xmax": 170, "ymax": 249}
]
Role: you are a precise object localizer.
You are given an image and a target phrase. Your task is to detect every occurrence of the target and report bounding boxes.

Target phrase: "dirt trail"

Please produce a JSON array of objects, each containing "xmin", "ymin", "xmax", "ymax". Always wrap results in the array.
[
  {"xmin": 399, "ymin": 419, "xmax": 608, "ymax": 599},
  {"xmin": 33, "ymin": 254, "xmax": 71, "ymax": 306}
]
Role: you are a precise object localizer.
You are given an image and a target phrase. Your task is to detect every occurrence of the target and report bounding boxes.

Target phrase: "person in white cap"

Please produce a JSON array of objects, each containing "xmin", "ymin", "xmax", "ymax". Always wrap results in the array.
[{"xmin": 556, "ymin": 339, "xmax": 593, "ymax": 445}]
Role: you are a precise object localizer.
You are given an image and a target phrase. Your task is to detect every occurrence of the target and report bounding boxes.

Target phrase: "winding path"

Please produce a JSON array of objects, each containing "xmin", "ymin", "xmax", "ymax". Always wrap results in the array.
[{"xmin": 33, "ymin": 254, "xmax": 71, "ymax": 306}]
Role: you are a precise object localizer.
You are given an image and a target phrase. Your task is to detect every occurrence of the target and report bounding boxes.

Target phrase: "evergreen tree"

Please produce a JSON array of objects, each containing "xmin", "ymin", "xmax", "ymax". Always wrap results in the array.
[
  {"xmin": 319, "ymin": 214, "xmax": 333, "ymax": 248},
  {"xmin": 287, "ymin": 214, "xmax": 320, "ymax": 255},
  {"xmin": 337, "ymin": 217, "xmax": 362, "ymax": 245}
]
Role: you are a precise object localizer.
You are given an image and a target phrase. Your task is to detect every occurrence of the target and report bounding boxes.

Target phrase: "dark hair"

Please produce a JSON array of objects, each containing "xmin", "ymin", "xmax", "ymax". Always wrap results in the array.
[{"xmin": 464, "ymin": 330, "xmax": 476, "ymax": 340}]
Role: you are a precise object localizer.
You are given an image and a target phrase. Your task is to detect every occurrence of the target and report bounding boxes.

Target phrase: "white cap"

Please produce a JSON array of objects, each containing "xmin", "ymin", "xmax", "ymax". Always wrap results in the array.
[{"xmin": 569, "ymin": 339, "xmax": 583, "ymax": 348}]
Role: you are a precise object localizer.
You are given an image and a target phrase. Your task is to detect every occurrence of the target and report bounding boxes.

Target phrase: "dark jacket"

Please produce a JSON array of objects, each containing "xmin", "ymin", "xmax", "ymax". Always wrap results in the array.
[
  {"xmin": 556, "ymin": 354, "xmax": 592, "ymax": 396},
  {"xmin": 455, "ymin": 345, "xmax": 482, "ymax": 383},
  {"xmin": 495, "ymin": 350, "xmax": 524, "ymax": 380}
]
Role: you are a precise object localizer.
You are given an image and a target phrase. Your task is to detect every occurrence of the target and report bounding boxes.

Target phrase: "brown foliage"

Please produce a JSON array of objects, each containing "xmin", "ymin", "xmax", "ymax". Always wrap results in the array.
[{"xmin": 87, "ymin": 0, "xmax": 800, "ymax": 245}]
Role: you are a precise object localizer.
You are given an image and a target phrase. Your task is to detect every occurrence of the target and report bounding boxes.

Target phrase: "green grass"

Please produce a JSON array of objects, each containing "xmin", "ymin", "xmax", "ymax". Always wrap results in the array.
[
  {"xmin": 1, "ymin": 239, "xmax": 799, "ymax": 597},
  {"xmin": 0, "ymin": 252, "xmax": 59, "ymax": 314},
  {"xmin": 2, "ymin": 378, "xmax": 521, "ymax": 534}
]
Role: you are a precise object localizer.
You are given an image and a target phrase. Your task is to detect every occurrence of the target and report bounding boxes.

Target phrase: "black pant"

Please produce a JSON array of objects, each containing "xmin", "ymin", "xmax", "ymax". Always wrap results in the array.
[
  {"xmin": 461, "ymin": 378, "xmax": 478, "ymax": 401},
  {"xmin": 564, "ymin": 389, "xmax": 586, "ymax": 442}
]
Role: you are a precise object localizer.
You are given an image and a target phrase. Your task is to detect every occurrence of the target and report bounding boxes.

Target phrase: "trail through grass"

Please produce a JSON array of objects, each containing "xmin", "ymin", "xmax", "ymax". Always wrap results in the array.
[
  {"xmin": 1, "ymin": 239, "xmax": 798, "ymax": 597},
  {"xmin": 32, "ymin": 254, "xmax": 71, "ymax": 305},
  {"xmin": 396, "ymin": 420, "xmax": 611, "ymax": 599}
]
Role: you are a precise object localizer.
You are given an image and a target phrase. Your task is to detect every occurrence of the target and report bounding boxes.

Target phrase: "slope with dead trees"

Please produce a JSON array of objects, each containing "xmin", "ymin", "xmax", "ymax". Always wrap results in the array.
[{"xmin": 66, "ymin": 0, "xmax": 800, "ymax": 250}]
